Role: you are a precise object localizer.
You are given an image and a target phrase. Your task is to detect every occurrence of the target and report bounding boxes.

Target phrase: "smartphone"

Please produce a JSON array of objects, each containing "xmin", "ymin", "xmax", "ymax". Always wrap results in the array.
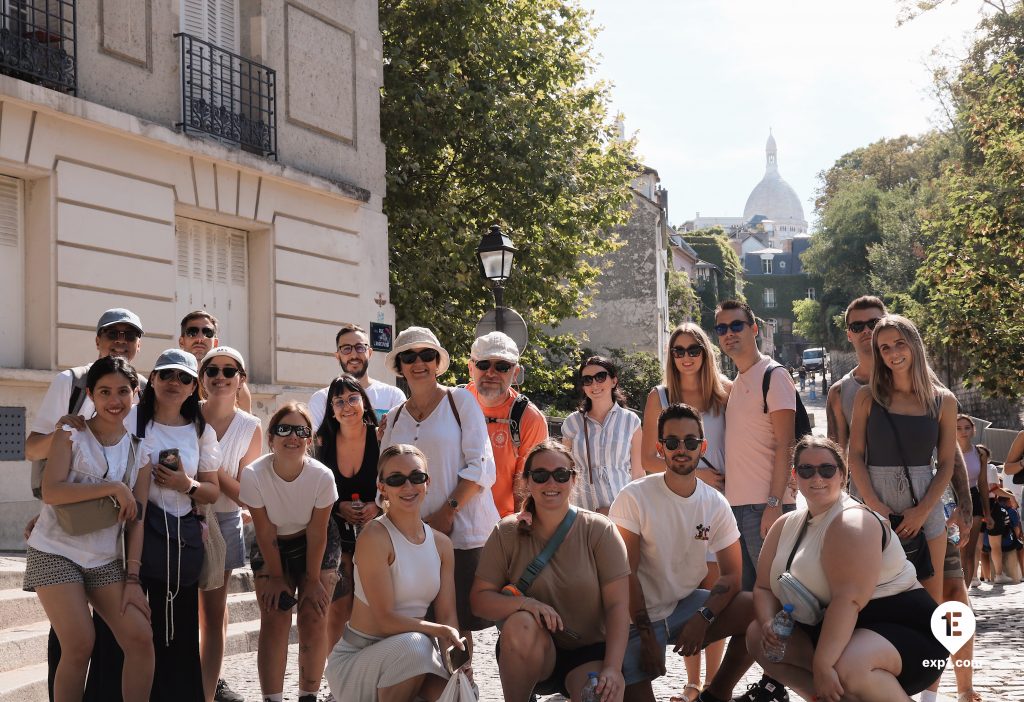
[
  {"xmin": 278, "ymin": 591, "xmax": 297, "ymax": 611},
  {"xmin": 443, "ymin": 637, "xmax": 470, "ymax": 673},
  {"xmin": 158, "ymin": 448, "xmax": 180, "ymax": 471}
]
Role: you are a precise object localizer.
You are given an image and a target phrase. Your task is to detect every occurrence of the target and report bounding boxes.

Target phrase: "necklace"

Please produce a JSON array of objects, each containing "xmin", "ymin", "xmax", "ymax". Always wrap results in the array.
[{"xmin": 406, "ymin": 387, "xmax": 442, "ymax": 422}]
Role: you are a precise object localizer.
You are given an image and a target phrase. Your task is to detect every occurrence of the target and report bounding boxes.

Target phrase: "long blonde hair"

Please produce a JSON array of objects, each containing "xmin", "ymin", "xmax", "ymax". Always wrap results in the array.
[
  {"xmin": 663, "ymin": 323, "xmax": 728, "ymax": 414},
  {"xmin": 869, "ymin": 315, "xmax": 943, "ymax": 417}
]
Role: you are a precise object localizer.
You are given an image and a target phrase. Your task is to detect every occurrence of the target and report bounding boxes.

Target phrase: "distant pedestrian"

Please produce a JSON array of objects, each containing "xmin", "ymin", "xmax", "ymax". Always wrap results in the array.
[
  {"xmin": 797, "ymin": 366, "xmax": 806, "ymax": 392},
  {"xmin": 955, "ymin": 414, "xmax": 993, "ymax": 588}
]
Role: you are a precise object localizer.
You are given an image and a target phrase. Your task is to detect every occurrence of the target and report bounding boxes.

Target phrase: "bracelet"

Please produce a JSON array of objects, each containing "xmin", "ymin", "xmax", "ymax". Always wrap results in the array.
[
  {"xmin": 125, "ymin": 574, "xmax": 141, "ymax": 583},
  {"xmin": 126, "ymin": 559, "xmax": 141, "ymax": 565},
  {"xmin": 255, "ymin": 574, "xmax": 271, "ymax": 580}
]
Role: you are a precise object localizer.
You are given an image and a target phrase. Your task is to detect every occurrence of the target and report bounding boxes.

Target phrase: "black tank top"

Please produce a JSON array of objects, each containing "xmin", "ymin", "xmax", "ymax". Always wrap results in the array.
[
  {"xmin": 866, "ymin": 399, "xmax": 939, "ymax": 466},
  {"xmin": 318, "ymin": 427, "xmax": 379, "ymax": 546}
]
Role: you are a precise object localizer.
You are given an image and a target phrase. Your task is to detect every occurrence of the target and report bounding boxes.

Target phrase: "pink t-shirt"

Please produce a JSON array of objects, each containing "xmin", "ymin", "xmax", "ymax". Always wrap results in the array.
[{"xmin": 724, "ymin": 355, "xmax": 797, "ymax": 506}]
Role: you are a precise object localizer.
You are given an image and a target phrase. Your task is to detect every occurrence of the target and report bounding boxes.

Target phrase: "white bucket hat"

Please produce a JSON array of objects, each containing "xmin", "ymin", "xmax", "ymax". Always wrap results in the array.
[
  {"xmin": 384, "ymin": 326, "xmax": 450, "ymax": 376},
  {"xmin": 470, "ymin": 331, "xmax": 520, "ymax": 363}
]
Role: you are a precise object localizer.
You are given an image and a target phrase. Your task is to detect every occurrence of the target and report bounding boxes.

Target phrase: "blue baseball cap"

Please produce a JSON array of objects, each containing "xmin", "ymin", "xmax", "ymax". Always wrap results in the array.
[
  {"xmin": 96, "ymin": 308, "xmax": 144, "ymax": 335},
  {"xmin": 153, "ymin": 348, "xmax": 199, "ymax": 378}
]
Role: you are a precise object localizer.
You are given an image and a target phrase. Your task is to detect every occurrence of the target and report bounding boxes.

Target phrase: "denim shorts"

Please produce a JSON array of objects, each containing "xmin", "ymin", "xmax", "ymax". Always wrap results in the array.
[
  {"xmin": 216, "ymin": 510, "xmax": 246, "ymax": 572},
  {"xmin": 621, "ymin": 589, "xmax": 710, "ymax": 685}
]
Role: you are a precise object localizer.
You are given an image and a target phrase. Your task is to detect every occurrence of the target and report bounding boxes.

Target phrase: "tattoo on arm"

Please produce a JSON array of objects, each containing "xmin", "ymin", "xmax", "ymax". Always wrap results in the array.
[
  {"xmin": 950, "ymin": 448, "xmax": 971, "ymax": 508},
  {"xmin": 709, "ymin": 583, "xmax": 728, "ymax": 596}
]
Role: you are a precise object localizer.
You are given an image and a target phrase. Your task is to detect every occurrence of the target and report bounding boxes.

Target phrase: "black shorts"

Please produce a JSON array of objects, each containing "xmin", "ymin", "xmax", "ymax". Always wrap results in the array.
[
  {"xmin": 496, "ymin": 634, "xmax": 606, "ymax": 697},
  {"xmin": 250, "ymin": 519, "xmax": 345, "ymax": 599},
  {"xmin": 970, "ymin": 487, "xmax": 984, "ymax": 517},
  {"xmin": 454, "ymin": 547, "xmax": 491, "ymax": 631}
]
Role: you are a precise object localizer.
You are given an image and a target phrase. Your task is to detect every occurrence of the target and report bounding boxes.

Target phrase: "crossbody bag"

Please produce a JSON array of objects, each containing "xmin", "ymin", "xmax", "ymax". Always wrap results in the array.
[{"xmin": 54, "ymin": 435, "xmax": 141, "ymax": 536}]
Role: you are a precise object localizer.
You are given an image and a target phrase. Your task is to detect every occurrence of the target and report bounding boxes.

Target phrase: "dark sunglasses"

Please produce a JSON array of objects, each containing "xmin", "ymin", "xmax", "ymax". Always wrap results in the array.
[
  {"xmin": 184, "ymin": 326, "xmax": 216, "ymax": 339},
  {"xmin": 660, "ymin": 436, "xmax": 703, "ymax": 451},
  {"xmin": 670, "ymin": 344, "xmax": 703, "ymax": 359},
  {"xmin": 795, "ymin": 463, "xmax": 839, "ymax": 479},
  {"xmin": 474, "ymin": 359, "xmax": 514, "ymax": 373},
  {"xmin": 203, "ymin": 366, "xmax": 240, "ymax": 379},
  {"xmin": 157, "ymin": 369, "xmax": 195, "ymax": 384},
  {"xmin": 381, "ymin": 470, "xmax": 429, "ymax": 487},
  {"xmin": 398, "ymin": 348, "xmax": 439, "ymax": 365},
  {"xmin": 847, "ymin": 318, "xmax": 882, "ymax": 334},
  {"xmin": 527, "ymin": 468, "xmax": 576, "ymax": 484},
  {"xmin": 100, "ymin": 328, "xmax": 141, "ymax": 342},
  {"xmin": 580, "ymin": 370, "xmax": 610, "ymax": 386},
  {"xmin": 270, "ymin": 423, "xmax": 312, "ymax": 438},
  {"xmin": 714, "ymin": 320, "xmax": 752, "ymax": 336},
  {"xmin": 338, "ymin": 343, "xmax": 369, "ymax": 355}
]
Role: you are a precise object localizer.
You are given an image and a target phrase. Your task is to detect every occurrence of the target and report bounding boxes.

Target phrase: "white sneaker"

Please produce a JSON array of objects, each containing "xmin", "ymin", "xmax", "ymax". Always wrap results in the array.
[
  {"xmin": 970, "ymin": 577, "xmax": 981, "ymax": 588},
  {"xmin": 994, "ymin": 573, "xmax": 1014, "ymax": 584}
]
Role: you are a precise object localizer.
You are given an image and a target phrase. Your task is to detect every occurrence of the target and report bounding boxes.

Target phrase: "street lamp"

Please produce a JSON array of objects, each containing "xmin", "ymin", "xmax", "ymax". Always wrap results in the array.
[{"xmin": 476, "ymin": 224, "xmax": 517, "ymax": 332}]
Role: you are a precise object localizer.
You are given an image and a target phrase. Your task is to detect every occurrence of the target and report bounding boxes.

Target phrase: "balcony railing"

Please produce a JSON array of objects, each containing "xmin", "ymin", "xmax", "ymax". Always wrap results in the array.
[
  {"xmin": 175, "ymin": 33, "xmax": 276, "ymax": 159},
  {"xmin": 0, "ymin": 0, "xmax": 76, "ymax": 93}
]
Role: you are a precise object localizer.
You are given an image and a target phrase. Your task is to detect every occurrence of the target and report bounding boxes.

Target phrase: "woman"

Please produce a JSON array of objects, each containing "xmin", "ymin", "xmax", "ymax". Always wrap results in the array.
[
  {"xmin": 239, "ymin": 402, "xmax": 341, "ymax": 702},
  {"xmin": 640, "ymin": 324, "xmax": 730, "ymax": 701},
  {"xmin": 848, "ymin": 315, "xmax": 957, "ymax": 603},
  {"xmin": 315, "ymin": 374, "xmax": 381, "ymax": 648},
  {"xmin": 561, "ymin": 356, "xmax": 643, "ymax": 515},
  {"xmin": 197, "ymin": 347, "xmax": 263, "ymax": 702},
  {"xmin": 746, "ymin": 436, "xmax": 946, "ymax": 701},
  {"xmin": 130, "ymin": 348, "xmax": 222, "ymax": 702},
  {"xmin": 325, "ymin": 444, "xmax": 462, "ymax": 702},
  {"xmin": 25, "ymin": 356, "xmax": 153, "ymax": 702},
  {"xmin": 955, "ymin": 414, "xmax": 992, "ymax": 587},
  {"xmin": 471, "ymin": 440, "xmax": 630, "ymax": 702}
]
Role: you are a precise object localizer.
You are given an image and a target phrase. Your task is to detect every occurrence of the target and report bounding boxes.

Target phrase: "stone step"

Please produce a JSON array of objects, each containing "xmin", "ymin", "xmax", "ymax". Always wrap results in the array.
[{"xmin": 0, "ymin": 560, "xmax": 254, "ymax": 595}]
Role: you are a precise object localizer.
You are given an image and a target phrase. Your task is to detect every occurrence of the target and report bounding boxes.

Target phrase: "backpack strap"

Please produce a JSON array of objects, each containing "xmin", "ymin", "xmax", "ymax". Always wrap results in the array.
[
  {"xmin": 515, "ymin": 505, "xmax": 578, "ymax": 593},
  {"xmin": 657, "ymin": 385, "xmax": 669, "ymax": 409},
  {"xmin": 67, "ymin": 365, "xmax": 90, "ymax": 415},
  {"xmin": 761, "ymin": 362, "xmax": 786, "ymax": 413},
  {"xmin": 508, "ymin": 394, "xmax": 530, "ymax": 449}
]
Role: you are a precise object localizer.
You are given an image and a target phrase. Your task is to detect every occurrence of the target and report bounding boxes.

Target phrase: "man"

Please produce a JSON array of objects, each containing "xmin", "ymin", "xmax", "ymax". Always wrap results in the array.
[
  {"xmin": 178, "ymin": 310, "xmax": 252, "ymax": 413},
  {"xmin": 465, "ymin": 332, "xmax": 548, "ymax": 517},
  {"xmin": 25, "ymin": 308, "xmax": 144, "ymax": 702},
  {"xmin": 715, "ymin": 300, "xmax": 796, "ymax": 592},
  {"xmin": 825, "ymin": 295, "xmax": 886, "ymax": 451},
  {"xmin": 611, "ymin": 404, "xmax": 784, "ymax": 702},
  {"xmin": 308, "ymin": 323, "xmax": 405, "ymax": 427}
]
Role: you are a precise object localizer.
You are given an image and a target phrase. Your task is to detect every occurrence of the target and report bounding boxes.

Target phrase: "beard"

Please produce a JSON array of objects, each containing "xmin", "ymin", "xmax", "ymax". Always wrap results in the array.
[
  {"xmin": 340, "ymin": 358, "xmax": 368, "ymax": 379},
  {"xmin": 667, "ymin": 458, "xmax": 697, "ymax": 476}
]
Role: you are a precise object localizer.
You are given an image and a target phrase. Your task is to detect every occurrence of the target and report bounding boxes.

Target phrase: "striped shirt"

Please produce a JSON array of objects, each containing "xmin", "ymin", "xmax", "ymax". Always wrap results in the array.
[{"xmin": 562, "ymin": 404, "xmax": 640, "ymax": 510}]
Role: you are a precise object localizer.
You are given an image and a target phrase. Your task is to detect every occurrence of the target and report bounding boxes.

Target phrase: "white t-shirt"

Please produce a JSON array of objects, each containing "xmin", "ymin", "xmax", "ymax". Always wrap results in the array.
[
  {"xmin": 380, "ymin": 387, "xmax": 498, "ymax": 550},
  {"xmin": 127, "ymin": 406, "xmax": 222, "ymax": 518},
  {"xmin": 30, "ymin": 366, "xmax": 96, "ymax": 433},
  {"xmin": 609, "ymin": 474, "xmax": 740, "ymax": 621},
  {"xmin": 209, "ymin": 409, "xmax": 261, "ymax": 513},
  {"xmin": 309, "ymin": 378, "xmax": 407, "ymax": 428},
  {"xmin": 28, "ymin": 427, "xmax": 146, "ymax": 568},
  {"xmin": 239, "ymin": 454, "xmax": 338, "ymax": 536}
]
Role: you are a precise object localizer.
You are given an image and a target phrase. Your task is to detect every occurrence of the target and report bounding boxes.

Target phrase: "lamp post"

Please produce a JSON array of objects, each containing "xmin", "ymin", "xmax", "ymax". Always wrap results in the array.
[{"xmin": 476, "ymin": 224, "xmax": 517, "ymax": 332}]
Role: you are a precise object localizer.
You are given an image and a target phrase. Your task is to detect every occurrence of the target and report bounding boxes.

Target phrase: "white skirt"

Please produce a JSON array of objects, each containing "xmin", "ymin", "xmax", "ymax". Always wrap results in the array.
[{"xmin": 326, "ymin": 625, "xmax": 449, "ymax": 701}]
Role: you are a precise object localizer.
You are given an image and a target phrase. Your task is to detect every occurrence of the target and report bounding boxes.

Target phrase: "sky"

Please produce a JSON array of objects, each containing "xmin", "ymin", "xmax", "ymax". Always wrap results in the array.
[{"xmin": 579, "ymin": 0, "xmax": 987, "ymax": 228}]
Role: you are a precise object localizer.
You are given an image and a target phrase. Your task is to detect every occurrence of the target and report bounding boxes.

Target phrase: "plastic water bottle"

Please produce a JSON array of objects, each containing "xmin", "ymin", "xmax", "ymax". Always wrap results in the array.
[
  {"xmin": 580, "ymin": 672, "xmax": 600, "ymax": 702},
  {"xmin": 763, "ymin": 604, "xmax": 795, "ymax": 663},
  {"xmin": 944, "ymin": 501, "xmax": 960, "ymax": 545},
  {"xmin": 350, "ymin": 493, "xmax": 364, "ymax": 538}
]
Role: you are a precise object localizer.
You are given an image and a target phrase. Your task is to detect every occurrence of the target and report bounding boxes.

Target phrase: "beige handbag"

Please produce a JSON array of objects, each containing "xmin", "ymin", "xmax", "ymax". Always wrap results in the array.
[
  {"xmin": 199, "ymin": 502, "xmax": 227, "ymax": 591},
  {"xmin": 53, "ymin": 437, "xmax": 140, "ymax": 536}
]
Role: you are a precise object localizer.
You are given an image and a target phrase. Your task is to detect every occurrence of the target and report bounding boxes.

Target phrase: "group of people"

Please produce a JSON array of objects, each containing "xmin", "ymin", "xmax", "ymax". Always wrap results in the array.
[{"xmin": 21, "ymin": 294, "xmax": 1019, "ymax": 702}]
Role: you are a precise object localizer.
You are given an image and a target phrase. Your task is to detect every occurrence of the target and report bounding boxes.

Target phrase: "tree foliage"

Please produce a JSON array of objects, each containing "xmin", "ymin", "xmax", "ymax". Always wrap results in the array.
[
  {"xmin": 606, "ymin": 348, "xmax": 662, "ymax": 412},
  {"xmin": 379, "ymin": 0, "xmax": 637, "ymax": 406},
  {"xmin": 683, "ymin": 228, "xmax": 745, "ymax": 330},
  {"xmin": 791, "ymin": 299, "xmax": 829, "ymax": 346},
  {"xmin": 666, "ymin": 269, "xmax": 700, "ymax": 328}
]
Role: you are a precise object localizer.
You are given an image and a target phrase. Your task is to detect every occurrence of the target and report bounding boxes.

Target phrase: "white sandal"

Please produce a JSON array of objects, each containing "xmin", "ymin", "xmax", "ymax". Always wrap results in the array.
[{"xmin": 670, "ymin": 683, "xmax": 702, "ymax": 702}]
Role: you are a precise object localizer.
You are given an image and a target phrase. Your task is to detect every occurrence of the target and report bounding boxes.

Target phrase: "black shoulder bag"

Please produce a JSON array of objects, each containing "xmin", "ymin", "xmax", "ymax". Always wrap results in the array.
[{"xmin": 880, "ymin": 405, "xmax": 935, "ymax": 580}]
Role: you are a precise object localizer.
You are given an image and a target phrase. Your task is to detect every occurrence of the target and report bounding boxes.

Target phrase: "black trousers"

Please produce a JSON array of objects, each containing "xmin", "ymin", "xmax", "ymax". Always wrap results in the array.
[
  {"xmin": 142, "ymin": 575, "xmax": 204, "ymax": 702},
  {"xmin": 47, "ymin": 612, "xmax": 124, "ymax": 702}
]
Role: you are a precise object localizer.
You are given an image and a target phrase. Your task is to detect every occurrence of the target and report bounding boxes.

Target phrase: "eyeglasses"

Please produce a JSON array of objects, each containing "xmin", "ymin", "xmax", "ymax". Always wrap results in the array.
[
  {"xmin": 204, "ymin": 366, "xmax": 240, "ymax": 379},
  {"xmin": 660, "ymin": 436, "xmax": 703, "ymax": 451},
  {"xmin": 270, "ymin": 423, "xmax": 312, "ymax": 438},
  {"xmin": 100, "ymin": 328, "xmax": 141, "ymax": 342},
  {"xmin": 157, "ymin": 369, "xmax": 195, "ymax": 384},
  {"xmin": 397, "ymin": 348, "xmax": 439, "ymax": 365},
  {"xmin": 184, "ymin": 326, "xmax": 216, "ymax": 339},
  {"xmin": 847, "ymin": 318, "xmax": 882, "ymax": 334},
  {"xmin": 381, "ymin": 470, "xmax": 429, "ymax": 487},
  {"xmin": 474, "ymin": 359, "xmax": 514, "ymax": 373},
  {"xmin": 670, "ymin": 344, "xmax": 703, "ymax": 359},
  {"xmin": 795, "ymin": 463, "xmax": 840, "ymax": 479},
  {"xmin": 332, "ymin": 395, "xmax": 363, "ymax": 408},
  {"xmin": 527, "ymin": 468, "xmax": 576, "ymax": 484},
  {"xmin": 580, "ymin": 370, "xmax": 610, "ymax": 386},
  {"xmin": 338, "ymin": 343, "xmax": 369, "ymax": 355},
  {"xmin": 714, "ymin": 320, "xmax": 752, "ymax": 336}
]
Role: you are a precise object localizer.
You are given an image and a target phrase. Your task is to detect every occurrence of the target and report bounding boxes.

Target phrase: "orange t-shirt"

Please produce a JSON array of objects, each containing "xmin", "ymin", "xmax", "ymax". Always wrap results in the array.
[{"xmin": 466, "ymin": 384, "xmax": 549, "ymax": 517}]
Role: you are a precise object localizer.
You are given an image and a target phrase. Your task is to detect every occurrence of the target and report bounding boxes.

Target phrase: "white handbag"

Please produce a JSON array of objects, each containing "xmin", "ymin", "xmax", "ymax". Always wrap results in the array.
[{"xmin": 436, "ymin": 669, "xmax": 478, "ymax": 702}]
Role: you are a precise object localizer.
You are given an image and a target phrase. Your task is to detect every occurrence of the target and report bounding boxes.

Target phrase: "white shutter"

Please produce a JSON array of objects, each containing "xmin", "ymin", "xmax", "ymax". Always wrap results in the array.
[
  {"xmin": 181, "ymin": 0, "xmax": 206, "ymax": 37},
  {"xmin": 0, "ymin": 174, "xmax": 22, "ymax": 365},
  {"xmin": 0, "ymin": 175, "xmax": 20, "ymax": 248},
  {"xmin": 210, "ymin": 0, "xmax": 238, "ymax": 53}
]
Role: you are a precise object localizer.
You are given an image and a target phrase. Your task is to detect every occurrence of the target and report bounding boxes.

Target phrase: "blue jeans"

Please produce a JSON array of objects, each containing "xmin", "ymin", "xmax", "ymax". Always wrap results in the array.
[
  {"xmin": 621, "ymin": 590, "xmax": 711, "ymax": 685},
  {"xmin": 733, "ymin": 503, "xmax": 796, "ymax": 591}
]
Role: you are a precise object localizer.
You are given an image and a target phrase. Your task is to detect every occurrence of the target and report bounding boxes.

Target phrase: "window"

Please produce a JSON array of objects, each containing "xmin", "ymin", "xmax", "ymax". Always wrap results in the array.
[
  {"xmin": 0, "ymin": 174, "xmax": 22, "ymax": 365},
  {"xmin": 764, "ymin": 288, "xmax": 776, "ymax": 308},
  {"xmin": 761, "ymin": 258, "xmax": 772, "ymax": 274},
  {"xmin": 768, "ymin": 318, "xmax": 778, "ymax": 333},
  {"xmin": 807, "ymin": 288, "xmax": 816, "ymax": 300}
]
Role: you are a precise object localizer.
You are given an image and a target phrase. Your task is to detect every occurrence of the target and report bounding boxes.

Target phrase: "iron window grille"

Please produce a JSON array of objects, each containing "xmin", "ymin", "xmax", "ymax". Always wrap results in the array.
[
  {"xmin": 175, "ymin": 32, "xmax": 276, "ymax": 159},
  {"xmin": 0, "ymin": 0, "xmax": 76, "ymax": 94}
]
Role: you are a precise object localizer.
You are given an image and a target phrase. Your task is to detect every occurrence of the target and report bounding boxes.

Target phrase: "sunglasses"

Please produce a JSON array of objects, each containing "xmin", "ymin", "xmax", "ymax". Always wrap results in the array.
[
  {"xmin": 338, "ymin": 343, "xmax": 369, "ymax": 355},
  {"xmin": 332, "ymin": 394, "xmax": 363, "ymax": 408},
  {"xmin": 474, "ymin": 359, "xmax": 514, "ymax": 373},
  {"xmin": 203, "ymin": 366, "xmax": 240, "ymax": 379},
  {"xmin": 157, "ymin": 369, "xmax": 195, "ymax": 384},
  {"xmin": 847, "ymin": 318, "xmax": 882, "ymax": 334},
  {"xmin": 184, "ymin": 326, "xmax": 216, "ymax": 339},
  {"xmin": 527, "ymin": 468, "xmax": 576, "ymax": 484},
  {"xmin": 580, "ymin": 370, "xmax": 610, "ymax": 386},
  {"xmin": 670, "ymin": 344, "xmax": 703, "ymax": 359},
  {"xmin": 270, "ymin": 423, "xmax": 312, "ymax": 438},
  {"xmin": 381, "ymin": 470, "xmax": 429, "ymax": 487},
  {"xmin": 398, "ymin": 348, "xmax": 440, "ymax": 365},
  {"xmin": 660, "ymin": 436, "xmax": 703, "ymax": 451},
  {"xmin": 100, "ymin": 328, "xmax": 141, "ymax": 342},
  {"xmin": 714, "ymin": 320, "xmax": 752, "ymax": 336},
  {"xmin": 795, "ymin": 463, "xmax": 840, "ymax": 479}
]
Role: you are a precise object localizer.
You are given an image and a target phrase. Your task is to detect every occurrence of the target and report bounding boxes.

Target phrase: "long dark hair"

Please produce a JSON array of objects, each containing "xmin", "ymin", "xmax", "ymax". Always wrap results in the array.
[
  {"xmin": 517, "ymin": 440, "xmax": 576, "ymax": 535},
  {"xmin": 315, "ymin": 374, "xmax": 377, "ymax": 461},
  {"xmin": 576, "ymin": 355, "xmax": 626, "ymax": 412},
  {"xmin": 136, "ymin": 369, "xmax": 205, "ymax": 437}
]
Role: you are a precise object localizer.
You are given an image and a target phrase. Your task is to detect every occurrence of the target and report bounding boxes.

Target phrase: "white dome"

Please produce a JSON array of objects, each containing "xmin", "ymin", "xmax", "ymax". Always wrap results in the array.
[{"xmin": 743, "ymin": 132, "xmax": 806, "ymax": 228}]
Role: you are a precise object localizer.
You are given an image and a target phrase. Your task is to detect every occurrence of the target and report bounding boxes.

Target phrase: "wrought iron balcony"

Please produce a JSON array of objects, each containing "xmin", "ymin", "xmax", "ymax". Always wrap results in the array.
[
  {"xmin": 0, "ymin": 0, "xmax": 76, "ymax": 93},
  {"xmin": 175, "ymin": 33, "xmax": 276, "ymax": 159}
]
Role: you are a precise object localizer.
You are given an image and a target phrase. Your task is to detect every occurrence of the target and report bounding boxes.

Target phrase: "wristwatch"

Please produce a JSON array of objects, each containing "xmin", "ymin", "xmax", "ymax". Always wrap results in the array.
[
  {"xmin": 446, "ymin": 497, "xmax": 460, "ymax": 513},
  {"xmin": 697, "ymin": 606, "xmax": 716, "ymax": 624},
  {"xmin": 766, "ymin": 496, "xmax": 781, "ymax": 508},
  {"xmin": 187, "ymin": 480, "xmax": 199, "ymax": 496}
]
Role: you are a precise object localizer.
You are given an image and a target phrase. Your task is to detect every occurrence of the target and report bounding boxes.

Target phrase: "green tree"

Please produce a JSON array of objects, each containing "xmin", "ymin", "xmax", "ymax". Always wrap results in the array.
[
  {"xmin": 791, "ymin": 299, "xmax": 829, "ymax": 346},
  {"xmin": 379, "ymin": 0, "xmax": 637, "ymax": 404},
  {"xmin": 666, "ymin": 269, "xmax": 700, "ymax": 327},
  {"xmin": 683, "ymin": 228, "xmax": 745, "ymax": 329},
  {"xmin": 607, "ymin": 348, "xmax": 662, "ymax": 412}
]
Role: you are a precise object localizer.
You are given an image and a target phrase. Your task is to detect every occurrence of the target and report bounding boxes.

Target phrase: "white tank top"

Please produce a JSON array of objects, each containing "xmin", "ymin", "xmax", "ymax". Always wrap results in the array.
[
  {"xmin": 210, "ymin": 409, "xmax": 261, "ymax": 513},
  {"xmin": 353, "ymin": 515, "xmax": 441, "ymax": 618}
]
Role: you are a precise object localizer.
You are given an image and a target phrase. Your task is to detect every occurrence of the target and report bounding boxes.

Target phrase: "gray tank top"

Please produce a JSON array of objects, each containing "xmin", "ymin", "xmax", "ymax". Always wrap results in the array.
[
  {"xmin": 838, "ymin": 371, "xmax": 864, "ymax": 432},
  {"xmin": 866, "ymin": 400, "xmax": 939, "ymax": 466}
]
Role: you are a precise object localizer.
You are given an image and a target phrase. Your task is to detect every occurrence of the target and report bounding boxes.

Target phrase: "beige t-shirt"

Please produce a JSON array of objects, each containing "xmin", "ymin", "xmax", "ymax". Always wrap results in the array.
[{"xmin": 476, "ymin": 510, "xmax": 630, "ymax": 648}]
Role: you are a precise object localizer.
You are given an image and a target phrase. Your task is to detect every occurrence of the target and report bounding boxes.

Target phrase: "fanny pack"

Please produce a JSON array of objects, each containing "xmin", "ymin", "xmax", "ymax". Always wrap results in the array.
[{"xmin": 776, "ymin": 515, "xmax": 825, "ymax": 625}]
